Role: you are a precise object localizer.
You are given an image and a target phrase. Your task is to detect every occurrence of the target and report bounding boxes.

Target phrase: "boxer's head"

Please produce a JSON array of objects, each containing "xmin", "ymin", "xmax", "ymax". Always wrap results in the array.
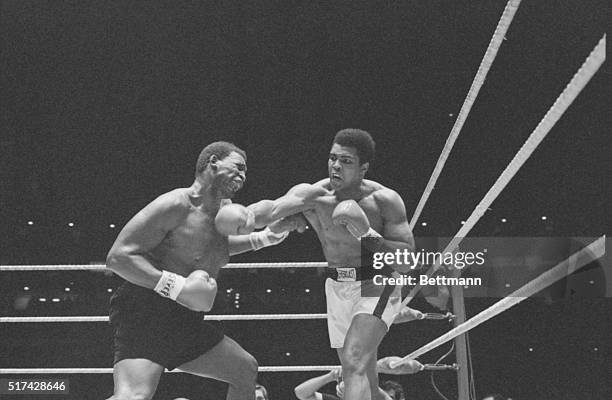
[
  {"xmin": 196, "ymin": 141, "xmax": 247, "ymax": 197},
  {"xmin": 381, "ymin": 380, "xmax": 405, "ymax": 400},
  {"xmin": 329, "ymin": 129, "xmax": 375, "ymax": 190}
]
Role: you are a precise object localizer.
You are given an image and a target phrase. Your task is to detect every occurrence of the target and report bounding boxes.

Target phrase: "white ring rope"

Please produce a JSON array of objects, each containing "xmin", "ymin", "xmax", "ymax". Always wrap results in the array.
[
  {"xmin": 0, "ymin": 313, "xmax": 328, "ymax": 323},
  {"xmin": 0, "ymin": 262, "xmax": 327, "ymax": 271},
  {"xmin": 410, "ymin": 0, "xmax": 522, "ymax": 229},
  {"xmin": 0, "ymin": 364, "xmax": 457, "ymax": 374},
  {"xmin": 391, "ymin": 235, "xmax": 605, "ymax": 366},
  {"xmin": 401, "ymin": 34, "xmax": 606, "ymax": 309},
  {"xmin": 0, "ymin": 366, "xmax": 342, "ymax": 374}
]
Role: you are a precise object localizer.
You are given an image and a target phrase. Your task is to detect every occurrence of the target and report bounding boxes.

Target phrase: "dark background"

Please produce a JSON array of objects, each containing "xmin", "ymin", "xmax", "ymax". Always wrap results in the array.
[{"xmin": 1, "ymin": 0, "xmax": 609, "ymax": 399}]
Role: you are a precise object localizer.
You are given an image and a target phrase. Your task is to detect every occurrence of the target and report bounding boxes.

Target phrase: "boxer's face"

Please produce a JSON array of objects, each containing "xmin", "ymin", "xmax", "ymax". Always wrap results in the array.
[
  {"xmin": 213, "ymin": 151, "xmax": 247, "ymax": 197},
  {"xmin": 328, "ymin": 144, "xmax": 368, "ymax": 190}
]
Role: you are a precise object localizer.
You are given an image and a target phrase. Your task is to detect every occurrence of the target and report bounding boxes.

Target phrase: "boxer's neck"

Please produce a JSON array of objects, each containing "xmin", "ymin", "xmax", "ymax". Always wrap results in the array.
[{"xmin": 188, "ymin": 179, "xmax": 224, "ymax": 212}]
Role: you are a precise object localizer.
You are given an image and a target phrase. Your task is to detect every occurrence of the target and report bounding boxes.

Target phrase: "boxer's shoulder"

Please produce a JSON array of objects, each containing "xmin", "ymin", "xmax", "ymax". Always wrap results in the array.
[
  {"xmin": 360, "ymin": 181, "xmax": 399, "ymax": 201},
  {"xmin": 290, "ymin": 180, "xmax": 331, "ymax": 198},
  {"xmin": 359, "ymin": 182, "xmax": 404, "ymax": 214},
  {"xmin": 148, "ymin": 189, "xmax": 193, "ymax": 219}
]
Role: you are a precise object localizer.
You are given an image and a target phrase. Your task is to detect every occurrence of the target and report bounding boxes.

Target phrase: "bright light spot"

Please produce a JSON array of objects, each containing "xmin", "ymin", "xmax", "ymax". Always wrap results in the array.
[
  {"xmin": 68, "ymin": 222, "xmax": 74, "ymax": 227},
  {"xmin": 541, "ymin": 216, "xmax": 547, "ymax": 221},
  {"xmin": 109, "ymin": 224, "xmax": 116, "ymax": 228},
  {"xmin": 226, "ymin": 288, "xmax": 232, "ymax": 293},
  {"xmin": 39, "ymin": 298, "xmax": 47, "ymax": 302},
  {"xmin": 421, "ymin": 222, "xmax": 427, "ymax": 227},
  {"xmin": 528, "ymin": 347, "xmax": 533, "ymax": 352},
  {"xmin": 23, "ymin": 286, "xmax": 30, "ymax": 291},
  {"xmin": 460, "ymin": 221, "xmax": 466, "ymax": 225},
  {"xmin": 52, "ymin": 298, "xmax": 60, "ymax": 303},
  {"xmin": 305, "ymin": 289, "xmax": 310, "ymax": 293},
  {"xmin": 501, "ymin": 218, "xmax": 507, "ymax": 223},
  {"xmin": 65, "ymin": 288, "xmax": 71, "ymax": 292},
  {"xmin": 589, "ymin": 280, "xmax": 594, "ymax": 285},
  {"xmin": 27, "ymin": 221, "xmax": 34, "ymax": 226},
  {"xmin": 266, "ymin": 289, "xmax": 272, "ymax": 293},
  {"xmin": 449, "ymin": 113, "xmax": 454, "ymax": 117},
  {"xmin": 285, "ymin": 352, "xmax": 291, "ymax": 356},
  {"xmin": 107, "ymin": 288, "xmax": 113, "ymax": 293},
  {"xmin": 594, "ymin": 347, "xmax": 598, "ymax": 352},
  {"xmin": 505, "ymin": 283, "xmax": 511, "ymax": 288}
]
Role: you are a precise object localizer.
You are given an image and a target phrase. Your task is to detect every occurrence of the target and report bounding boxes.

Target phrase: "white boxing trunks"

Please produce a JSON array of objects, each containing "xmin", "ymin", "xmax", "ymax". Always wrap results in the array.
[{"xmin": 325, "ymin": 267, "xmax": 402, "ymax": 348}]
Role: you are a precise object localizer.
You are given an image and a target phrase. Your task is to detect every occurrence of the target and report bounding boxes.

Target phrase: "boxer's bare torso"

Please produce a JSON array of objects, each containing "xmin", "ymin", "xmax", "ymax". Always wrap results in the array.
[
  {"xmin": 146, "ymin": 188, "xmax": 231, "ymax": 279},
  {"xmin": 300, "ymin": 179, "xmax": 398, "ymax": 268}
]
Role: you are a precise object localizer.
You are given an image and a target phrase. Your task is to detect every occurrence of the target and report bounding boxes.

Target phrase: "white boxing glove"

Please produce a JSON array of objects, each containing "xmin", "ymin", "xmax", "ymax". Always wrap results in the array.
[
  {"xmin": 154, "ymin": 269, "xmax": 217, "ymax": 312},
  {"xmin": 249, "ymin": 227, "xmax": 289, "ymax": 251}
]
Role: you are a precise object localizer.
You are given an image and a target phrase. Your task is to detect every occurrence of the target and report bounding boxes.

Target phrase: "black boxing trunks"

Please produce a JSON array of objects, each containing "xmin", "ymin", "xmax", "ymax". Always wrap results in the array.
[{"xmin": 109, "ymin": 281, "xmax": 224, "ymax": 370}]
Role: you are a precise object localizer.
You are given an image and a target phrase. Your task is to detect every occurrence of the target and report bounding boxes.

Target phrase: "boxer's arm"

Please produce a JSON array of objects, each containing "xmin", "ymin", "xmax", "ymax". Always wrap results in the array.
[
  {"xmin": 248, "ymin": 183, "xmax": 325, "ymax": 228},
  {"xmin": 378, "ymin": 189, "xmax": 415, "ymax": 252},
  {"xmin": 376, "ymin": 189, "xmax": 415, "ymax": 272},
  {"xmin": 106, "ymin": 193, "xmax": 185, "ymax": 288}
]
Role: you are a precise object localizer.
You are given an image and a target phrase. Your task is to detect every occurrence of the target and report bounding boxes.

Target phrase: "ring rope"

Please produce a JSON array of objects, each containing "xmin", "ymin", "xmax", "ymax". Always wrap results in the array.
[
  {"xmin": 401, "ymin": 34, "xmax": 606, "ymax": 309},
  {"xmin": 0, "ymin": 262, "xmax": 327, "ymax": 272},
  {"xmin": 423, "ymin": 363, "xmax": 459, "ymax": 372},
  {"xmin": 0, "ymin": 366, "xmax": 342, "ymax": 374},
  {"xmin": 410, "ymin": 0, "xmax": 522, "ymax": 229},
  {"xmin": 0, "ymin": 313, "xmax": 328, "ymax": 323},
  {"xmin": 0, "ymin": 312, "xmax": 454, "ymax": 323},
  {"xmin": 391, "ymin": 235, "xmax": 605, "ymax": 366},
  {"xmin": 0, "ymin": 364, "xmax": 459, "ymax": 374}
]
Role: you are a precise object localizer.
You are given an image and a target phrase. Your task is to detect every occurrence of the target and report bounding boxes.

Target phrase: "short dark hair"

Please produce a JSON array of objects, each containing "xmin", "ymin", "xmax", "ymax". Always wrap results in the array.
[
  {"xmin": 381, "ymin": 380, "xmax": 405, "ymax": 400},
  {"xmin": 195, "ymin": 141, "xmax": 246, "ymax": 175},
  {"xmin": 333, "ymin": 128, "xmax": 375, "ymax": 164},
  {"xmin": 255, "ymin": 384, "xmax": 268, "ymax": 400}
]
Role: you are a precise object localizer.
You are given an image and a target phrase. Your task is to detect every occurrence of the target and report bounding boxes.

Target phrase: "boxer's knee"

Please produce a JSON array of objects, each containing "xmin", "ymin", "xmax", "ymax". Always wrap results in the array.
[
  {"xmin": 342, "ymin": 343, "xmax": 375, "ymax": 376},
  {"xmin": 228, "ymin": 351, "xmax": 259, "ymax": 388},
  {"xmin": 240, "ymin": 352, "xmax": 259, "ymax": 381}
]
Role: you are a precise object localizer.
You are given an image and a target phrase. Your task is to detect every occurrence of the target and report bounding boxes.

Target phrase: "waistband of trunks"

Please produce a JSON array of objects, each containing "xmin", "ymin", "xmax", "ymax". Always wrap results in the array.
[{"xmin": 326, "ymin": 265, "xmax": 394, "ymax": 282}]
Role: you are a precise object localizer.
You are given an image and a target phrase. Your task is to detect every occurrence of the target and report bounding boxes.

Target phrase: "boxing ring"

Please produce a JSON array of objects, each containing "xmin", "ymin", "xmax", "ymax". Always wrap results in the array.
[{"xmin": 1, "ymin": 0, "xmax": 606, "ymax": 398}]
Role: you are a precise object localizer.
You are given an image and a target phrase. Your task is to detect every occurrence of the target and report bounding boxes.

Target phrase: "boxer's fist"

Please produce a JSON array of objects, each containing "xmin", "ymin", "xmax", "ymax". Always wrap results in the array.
[
  {"xmin": 176, "ymin": 270, "xmax": 218, "ymax": 312},
  {"xmin": 215, "ymin": 204, "xmax": 255, "ymax": 236},
  {"xmin": 332, "ymin": 200, "xmax": 370, "ymax": 238},
  {"xmin": 249, "ymin": 226, "xmax": 289, "ymax": 251},
  {"xmin": 329, "ymin": 367, "xmax": 342, "ymax": 381}
]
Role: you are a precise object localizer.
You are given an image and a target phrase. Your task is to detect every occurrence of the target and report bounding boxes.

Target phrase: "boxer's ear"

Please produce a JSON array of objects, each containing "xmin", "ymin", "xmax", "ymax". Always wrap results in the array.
[
  {"xmin": 360, "ymin": 162, "xmax": 369, "ymax": 177},
  {"xmin": 209, "ymin": 155, "xmax": 219, "ymax": 170}
]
